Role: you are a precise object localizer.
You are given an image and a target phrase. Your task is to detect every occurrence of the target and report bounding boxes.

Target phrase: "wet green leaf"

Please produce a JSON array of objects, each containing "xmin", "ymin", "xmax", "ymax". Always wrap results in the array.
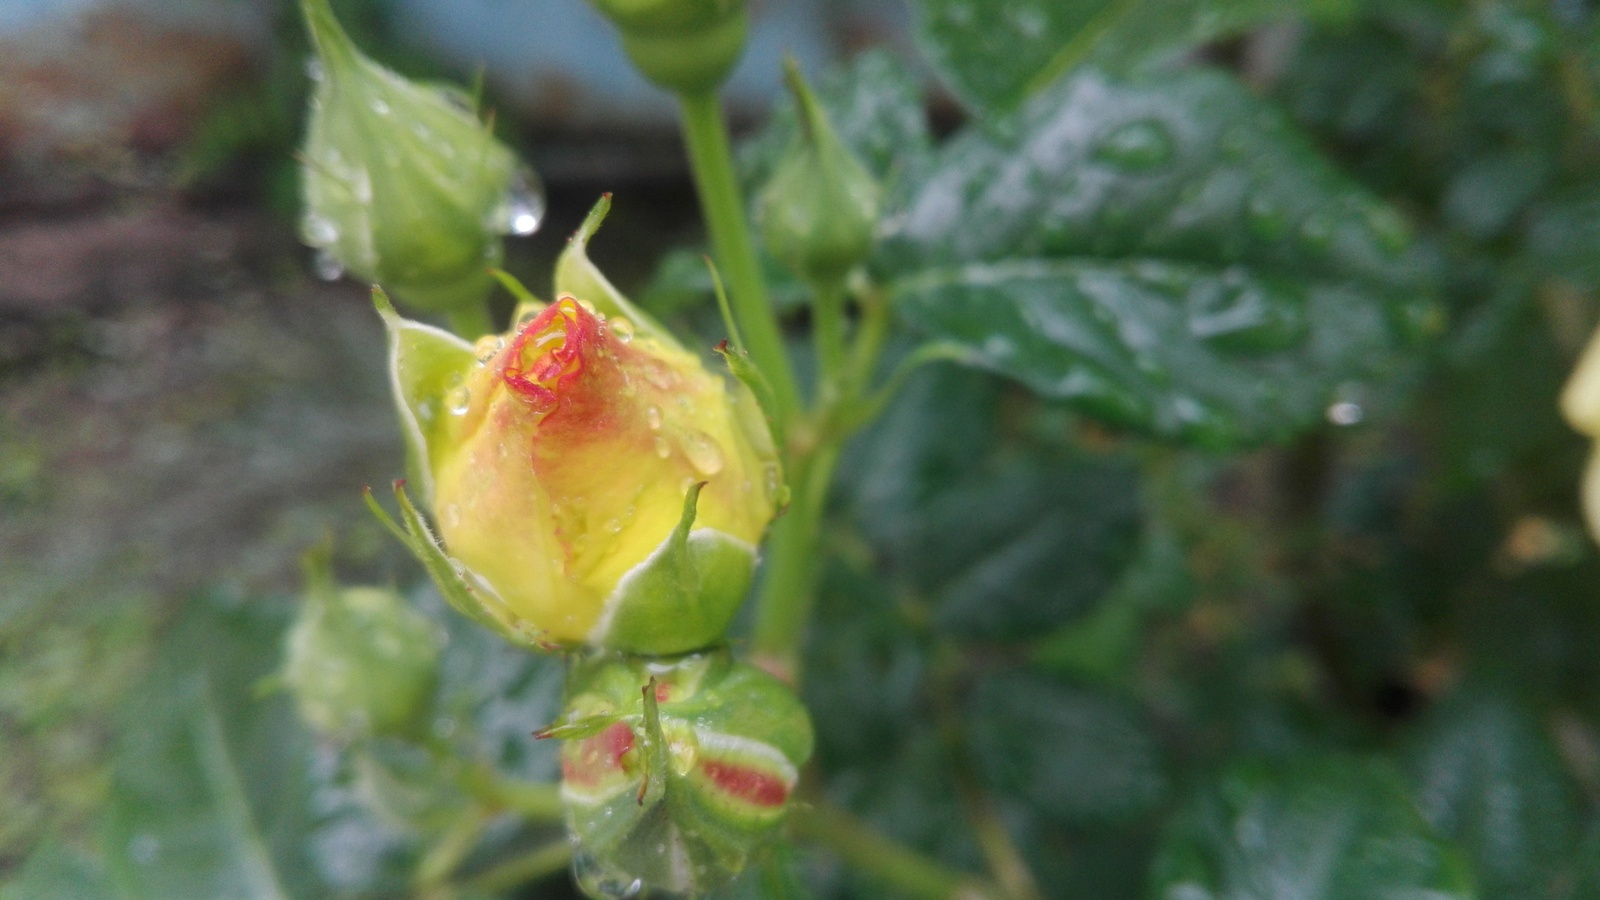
[
  {"xmin": 98, "ymin": 594, "xmax": 369, "ymax": 899},
  {"xmin": 840, "ymin": 364, "xmax": 1142, "ymax": 639},
  {"xmin": 1151, "ymin": 755, "xmax": 1476, "ymax": 899},
  {"xmin": 883, "ymin": 68, "xmax": 1434, "ymax": 448},
  {"xmin": 966, "ymin": 670, "xmax": 1168, "ymax": 823},
  {"xmin": 0, "ymin": 838, "xmax": 113, "ymax": 900},
  {"xmin": 1406, "ymin": 690, "xmax": 1582, "ymax": 899},
  {"xmin": 910, "ymin": 0, "xmax": 1360, "ymax": 113}
]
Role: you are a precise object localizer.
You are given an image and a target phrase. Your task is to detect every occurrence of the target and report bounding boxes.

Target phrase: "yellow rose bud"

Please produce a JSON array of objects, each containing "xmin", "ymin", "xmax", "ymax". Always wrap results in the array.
[
  {"xmin": 379, "ymin": 284, "xmax": 781, "ymax": 654},
  {"xmin": 1562, "ymin": 322, "xmax": 1600, "ymax": 542}
]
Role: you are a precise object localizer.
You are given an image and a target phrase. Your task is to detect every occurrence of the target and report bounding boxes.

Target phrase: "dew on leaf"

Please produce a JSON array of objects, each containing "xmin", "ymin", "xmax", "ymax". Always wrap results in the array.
[{"xmin": 1094, "ymin": 120, "xmax": 1176, "ymax": 171}]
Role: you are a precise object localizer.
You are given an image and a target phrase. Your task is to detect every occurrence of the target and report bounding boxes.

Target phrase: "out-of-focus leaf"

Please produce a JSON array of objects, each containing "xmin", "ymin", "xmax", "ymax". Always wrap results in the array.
[
  {"xmin": 1033, "ymin": 526, "xmax": 1194, "ymax": 683},
  {"xmin": 839, "ymin": 363, "xmax": 1140, "ymax": 638},
  {"xmin": 966, "ymin": 670, "xmax": 1168, "ymax": 823},
  {"xmin": 1151, "ymin": 755, "xmax": 1476, "ymax": 899},
  {"xmin": 1406, "ymin": 690, "xmax": 1581, "ymax": 899},
  {"xmin": 89, "ymin": 592, "xmax": 428, "ymax": 900},
  {"xmin": 802, "ymin": 562, "xmax": 930, "ymax": 768},
  {"xmin": 909, "ymin": 451, "xmax": 1142, "ymax": 638},
  {"xmin": 909, "ymin": 0, "xmax": 1360, "ymax": 114},
  {"xmin": 882, "ymin": 68, "xmax": 1434, "ymax": 448},
  {"xmin": 0, "ymin": 838, "xmax": 113, "ymax": 900},
  {"xmin": 99, "ymin": 593, "xmax": 344, "ymax": 898},
  {"xmin": 909, "ymin": 0, "xmax": 1116, "ymax": 113},
  {"xmin": 839, "ymin": 363, "xmax": 1001, "ymax": 547}
]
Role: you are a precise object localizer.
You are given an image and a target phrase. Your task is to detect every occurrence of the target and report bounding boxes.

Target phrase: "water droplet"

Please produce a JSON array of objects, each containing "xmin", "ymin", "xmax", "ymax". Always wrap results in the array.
[
  {"xmin": 301, "ymin": 211, "xmax": 338, "ymax": 247},
  {"xmin": 1366, "ymin": 206, "xmax": 1411, "ymax": 254},
  {"xmin": 1245, "ymin": 195, "xmax": 1287, "ymax": 241},
  {"xmin": 654, "ymin": 436, "xmax": 672, "ymax": 459},
  {"xmin": 1326, "ymin": 400, "xmax": 1363, "ymax": 426},
  {"xmin": 445, "ymin": 504, "xmax": 461, "ymax": 528},
  {"xmin": 1188, "ymin": 281, "xmax": 1307, "ymax": 352},
  {"xmin": 572, "ymin": 850, "xmax": 645, "ymax": 899},
  {"xmin": 304, "ymin": 56, "xmax": 325, "ymax": 83},
  {"xmin": 982, "ymin": 334, "xmax": 1015, "ymax": 359},
  {"xmin": 610, "ymin": 317, "xmax": 635, "ymax": 342},
  {"xmin": 433, "ymin": 716, "xmax": 457, "ymax": 738},
  {"xmin": 128, "ymin": 833, "xmax": 160, "ymax": 865},
  {"xmin": 313, "ymin": 248, "xmax": 344, "ymax": 281},
  {"xmin": 1133, "ymin": 352, "xmax": 1167, "ymax": 381},
  {"xmin": 679, "ymin": 431, "xmax": 724, "ymax": 475},
  {"xmin": 1095, "ymin": 120, "xmax": 1175, "ymax": 171},
  {"xmin": 369, "ymin": 97, "xmax": 390, "ymax": 116},
  {"xmin": 447, "ymin": 384, "xmax": 471, "ymax": 415},
  {"xmin": 351, "ymin": 167, "xmax": 372, "ymax": 204},
  {"xmin": 646, "ymin": 406, "xmax": 662, "ymax": 430},
  {"xmin": 473, "ymin": 334, "xmax": 506, "ymax": 362},
  {"xmin": 1009, "ymin": 5, "xmax": 1046, "ymax": 37},
  {"xmin": 1301, "ymin": 213, "xmax": 1335, "ymax": 247},
  {"xmin": 493, "ymin": 168, "xmax": 546, "ymax": 236},
  {"xmin": 763, "ymin": 464, "xmax": 783, "ymax": 503}
]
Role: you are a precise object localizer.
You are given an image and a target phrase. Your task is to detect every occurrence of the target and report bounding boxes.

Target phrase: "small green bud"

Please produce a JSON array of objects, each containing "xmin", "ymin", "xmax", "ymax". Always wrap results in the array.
[
  {"xmin": 298, "ymin": 0, "xmax": 542, "ymax": 315},
  {"xmin": 757, "ymin": 60, "xmax": 882, "ymax": 286},
  {"xmin": 588, "ymin": 0, "xmax": 748, "ymax": 94},
  {"xmin": 546, "ymin": 648, "xmax": 813, "ymax": 895},
  {"xmin": 281, "ymin": 547, "xmax": 440, "ymax": 740}
]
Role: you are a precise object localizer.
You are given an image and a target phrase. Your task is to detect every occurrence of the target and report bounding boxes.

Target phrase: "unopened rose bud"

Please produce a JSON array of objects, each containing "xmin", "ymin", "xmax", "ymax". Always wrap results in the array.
[
  {"xmin": 546, "ymin": 649, "xmax": 813, "ymax": 894},
  {"xmin": 1562, "ymin": 323, "xmax": 1600, "ymax": 542},
  {"xmin": 587, "ymin": 0, "xmax": 747, "ymax": 94},
  {"xmin": 298, "ymin": 0, "xmax": 541, "ymax": 315},
  {"xmin": 378, "ymin": 215, "xmax": 781, "ymax": 653},
  {"xmin": 757, "ymin": 60, "xmax": 882, "ymax": 286},
  {"xmin": 280, "ymin": 548, "xmax": 440, "ymax": 739}
]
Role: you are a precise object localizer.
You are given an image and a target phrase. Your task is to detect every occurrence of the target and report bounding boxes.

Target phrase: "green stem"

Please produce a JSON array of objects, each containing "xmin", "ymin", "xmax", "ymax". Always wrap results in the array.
[
  {"xmin": 812, "ymin": 280, "xmax": 849, "ymax": 403},
  {"xmin": 459, "ymin": 840, "xmax": 573, "ymax": 894},
  {"xmin": 749, "ymin": 441, "xmax": 840, "ymax": 683},
  {"xmin": 676, "ymin": 89, "xmax": 801, "ymax": 421},
  {"xmin": 847, "ymin": 284, "xmax": 892, "ymax": 398},
  {"xmin": 460, "ymin": 764, "xmax": 565, "ymax": 822},
  {"xmin": 416, "ymin": 807, "xmax": 490, "ymax": 888},
  {"xmin": 446, "ymin": 300, "xmax": 494, "ymax": 339},
  {"xmin": 791, "ymin": 803, "xmax": 1002, "ymax": 900}
]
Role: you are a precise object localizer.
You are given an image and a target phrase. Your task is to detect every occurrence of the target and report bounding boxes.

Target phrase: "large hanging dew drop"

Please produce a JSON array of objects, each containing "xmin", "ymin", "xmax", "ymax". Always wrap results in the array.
[
  {"xmin": 313, "ymin": 248, "xmax": 345, "ymax": 281},
  {"xmin": 572, "ymin": 849, "xmax": 647, "ymax": 899},
  {"xmin": 493, "ymin": 167, "xmax": 548, "ymax": 236}
]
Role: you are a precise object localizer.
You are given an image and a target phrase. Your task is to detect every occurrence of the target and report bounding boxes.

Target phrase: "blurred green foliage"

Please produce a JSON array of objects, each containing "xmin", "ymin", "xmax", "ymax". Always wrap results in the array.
[{"xmin": 10, "ymin": 0, "xmax": 1600, "ymax": 896}]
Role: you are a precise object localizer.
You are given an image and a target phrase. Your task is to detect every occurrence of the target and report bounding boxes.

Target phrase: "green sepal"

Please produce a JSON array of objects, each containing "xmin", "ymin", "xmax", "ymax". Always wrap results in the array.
[
  {"xmin": 363, "ymin": 481, "xmax": 555, "ymax": 652},
  {"xmin": 554, "ymin": 194, "xmax": 681, "ymax": 350},
  {"xmin": 586, "ymin": 482, "xmax": 757, "ymax": 655},
  {"xmin": 716, "ymin": 339, "xmax": 786, "ymax": 453},
  {"xmin": 375, "ymin": 287, "xmax": 474, "ymax": 499},
  {"xmin": 534, "ymin": 711, "xmax": 621, "ymax": 742}
]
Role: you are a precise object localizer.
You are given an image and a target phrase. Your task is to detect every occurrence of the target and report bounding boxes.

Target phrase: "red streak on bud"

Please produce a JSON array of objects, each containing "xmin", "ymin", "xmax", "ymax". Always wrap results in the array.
[
  {"xmin": 654, "ymin": 682, "xmax": 671, "ymax": 703},
  {"xmin": 700, "ymin": 760, "xmax": 790, "ymax": 808},
  {"xmin": 503, "ymin": 297, "xmax": 599, "ymax": 414},
  {"xmin": 562, "ymin": 722, "xmax": 635, "ymax": 788}
]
